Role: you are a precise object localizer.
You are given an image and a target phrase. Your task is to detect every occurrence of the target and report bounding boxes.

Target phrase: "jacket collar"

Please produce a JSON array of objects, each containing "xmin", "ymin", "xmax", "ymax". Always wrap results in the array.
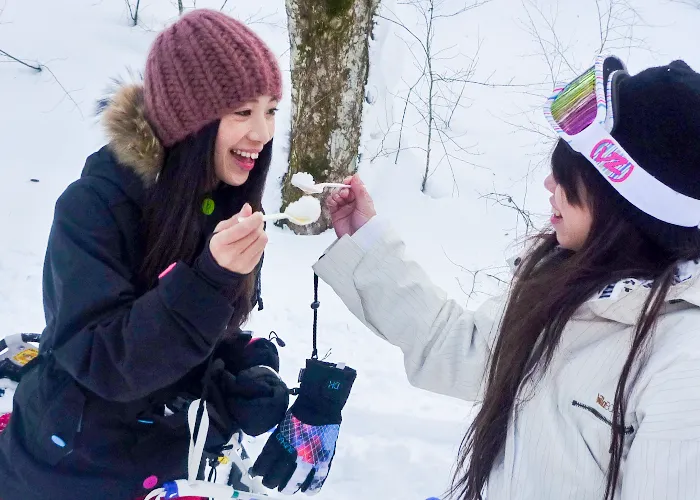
[
  {"xmin": 100, "ymin": 84, "xmax": 163, "ymax": 187},
  {"xmin": 576, "ymin": 260, "xmax": 700, "ymax": 325}
]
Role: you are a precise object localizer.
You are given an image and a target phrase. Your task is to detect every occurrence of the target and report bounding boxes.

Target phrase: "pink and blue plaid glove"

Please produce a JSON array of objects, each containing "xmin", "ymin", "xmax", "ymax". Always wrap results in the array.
[{"xmin": 251, "ymin": 359, "xmax": 356, "ymax": 494}]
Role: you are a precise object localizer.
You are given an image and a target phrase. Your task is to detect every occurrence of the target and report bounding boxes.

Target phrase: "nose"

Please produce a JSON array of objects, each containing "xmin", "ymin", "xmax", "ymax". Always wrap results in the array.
[
  {"xmin": 247, "ymin": 111, "xmax": 273, "ymax": 144},
  {"xmin": 544, "ymin": 174, "xmax": 556, "ymax": 194}
]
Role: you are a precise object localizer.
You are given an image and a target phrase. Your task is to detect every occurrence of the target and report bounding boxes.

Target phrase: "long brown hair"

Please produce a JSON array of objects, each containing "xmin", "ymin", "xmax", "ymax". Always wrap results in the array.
[
  {"xmin": 452, "ymin": 139, "xmax": 700, "ymax": 499},
  {"xmin": 140, "ymin": 120, "xmax": 273, "ymax": 331}
]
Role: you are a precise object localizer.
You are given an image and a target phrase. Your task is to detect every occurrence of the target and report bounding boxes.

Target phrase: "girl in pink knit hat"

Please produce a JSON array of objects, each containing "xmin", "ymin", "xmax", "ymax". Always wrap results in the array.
[{"xmin": 0, "ymin": 9, "xmax": 289, "ymax": 500}]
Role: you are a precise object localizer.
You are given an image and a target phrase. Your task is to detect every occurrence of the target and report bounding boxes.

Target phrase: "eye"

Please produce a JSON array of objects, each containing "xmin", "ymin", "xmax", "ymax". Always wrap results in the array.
[
  {"xmin": 267, "ymin": 108, "xmax": 279, "ymax": 116},
  {"xmin": 235, "ymin": 110, "xmax": 252, "ymax": 117}
]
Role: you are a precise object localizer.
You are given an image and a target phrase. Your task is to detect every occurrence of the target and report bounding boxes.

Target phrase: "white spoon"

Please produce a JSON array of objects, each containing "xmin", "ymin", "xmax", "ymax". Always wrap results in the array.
[
  {"xmin": 260, "ymin": 196, "xmax": 322, "ymax": 226},
  {"xmin": 291, "ymin": 172, "xmax": 349, "ymax": 194}
]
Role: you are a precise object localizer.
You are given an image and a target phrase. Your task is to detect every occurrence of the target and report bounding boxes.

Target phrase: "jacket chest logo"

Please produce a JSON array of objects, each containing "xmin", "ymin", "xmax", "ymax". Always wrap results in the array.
[{"xmin": 596, "ymin": 393, "xmax": 612, "ymax": 412}]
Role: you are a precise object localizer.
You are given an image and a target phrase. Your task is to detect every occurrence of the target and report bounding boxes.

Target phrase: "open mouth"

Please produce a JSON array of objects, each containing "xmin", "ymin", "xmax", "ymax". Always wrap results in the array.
[
  {"xmin": 231, "ymin": 149, "xmax": 259, "ymax": 171},
  {"xmin": 551, "ymin": 208, "xmax": 563, "ymax": 223}
]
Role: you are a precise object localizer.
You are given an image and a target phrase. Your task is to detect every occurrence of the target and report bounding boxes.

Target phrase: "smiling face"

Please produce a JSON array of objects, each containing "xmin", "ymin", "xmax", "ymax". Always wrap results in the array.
[
  {"xmin": 544, "ymin": 173, "xmax": 593, "ymax": 251},
  {"xmin": 213, "ymin": 96, "xmax": 278, "ymax": 187}
]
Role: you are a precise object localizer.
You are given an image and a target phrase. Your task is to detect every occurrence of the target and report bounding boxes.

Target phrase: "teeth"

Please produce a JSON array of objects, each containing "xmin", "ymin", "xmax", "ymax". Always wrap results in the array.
[
  {"xmin": 553, "ymin": 209, "xmax": 562, "ymax": 217},
  {"xmin": 233, "ymin": 149, "xmax": 259, "ymax": 160}
]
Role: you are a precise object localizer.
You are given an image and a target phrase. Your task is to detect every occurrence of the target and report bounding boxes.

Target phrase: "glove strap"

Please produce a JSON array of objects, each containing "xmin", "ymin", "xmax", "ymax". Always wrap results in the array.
[{"xmin": 311, "ymin": 273, "xmax": 320, "ymax": 360}]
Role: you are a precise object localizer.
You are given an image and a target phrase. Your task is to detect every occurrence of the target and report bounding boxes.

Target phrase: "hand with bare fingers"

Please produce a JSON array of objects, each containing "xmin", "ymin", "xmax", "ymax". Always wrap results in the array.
[
  {"xmin": 327, "ymin": 174, "xmax": 377, "ymax": 238},
  {"xmin": 209, "ymin": 203, "xmax": 268, "ymax": 275}
]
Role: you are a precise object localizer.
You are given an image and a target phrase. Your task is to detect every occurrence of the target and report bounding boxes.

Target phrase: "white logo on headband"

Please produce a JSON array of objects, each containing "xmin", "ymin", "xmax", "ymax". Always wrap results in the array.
[{"xmin": 590, "ymin": 139, "xmax": 634, "ymax": 183}]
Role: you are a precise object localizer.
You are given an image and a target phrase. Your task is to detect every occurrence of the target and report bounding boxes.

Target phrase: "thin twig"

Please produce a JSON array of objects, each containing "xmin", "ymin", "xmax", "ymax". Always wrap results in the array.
[
  {"xmin": 480, "ymin": 191, "xmax": 535, "ymax": 233},
  {"xmin": 669, "ymin": 0, "xmax": 700, "ymax": 7},
  {"xmin": 442, "ymin": 250, "xmax": 508, "ymax": 306},
  {"xmin": 124, "ymin": 0, "xmax": 140, "ymax": 26},
  {"xmin": 41, "ymin": 64, "xmax": 84, "ymax": 118},
  {"xmin": 395, "ymin": 75, "xmax": 422, "ymax": 164},
  {"xmin": 434, "ymin": 128, "xmax": 460, "ymax": 196},
  {"xmin": 420, "ymin": 0, "xmax": 437, "ymax": 192},
  {"xmin": 376, "ymin": 13, "xmax": 429, "ymax": 59},
  {"xmin": 380, "ymin": 0, "xmax": 494, "ymax": 190},
  {"xmin": 124, "ymin": 0, "xmax": 134, "ymax": 20},
  {"xmin": 433, "ymin": 0, "xmax": 492, "ymax": 19},
  {"xmin": 0, "ymin": 49, "xmax": 41, "ymax": 71}
]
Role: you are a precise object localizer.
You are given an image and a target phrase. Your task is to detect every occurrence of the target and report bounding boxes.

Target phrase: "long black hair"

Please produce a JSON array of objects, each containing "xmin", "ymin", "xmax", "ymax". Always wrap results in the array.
[
  {"xmin": 452, "ymin": 139, "xmax": 700, "ymax": 500},
  {"xmin": 140, "ymin": 120, "xmax": 273, "ymax": 331}
]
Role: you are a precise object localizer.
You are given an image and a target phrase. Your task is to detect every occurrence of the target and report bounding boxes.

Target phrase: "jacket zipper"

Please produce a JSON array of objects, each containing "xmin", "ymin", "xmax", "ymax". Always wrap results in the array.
[{"xmin": 571, "ymin": 400, "xmax": 634, "ymax": 435}]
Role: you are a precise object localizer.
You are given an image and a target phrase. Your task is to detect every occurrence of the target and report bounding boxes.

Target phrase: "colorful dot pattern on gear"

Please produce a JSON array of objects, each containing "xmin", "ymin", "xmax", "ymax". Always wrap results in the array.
[
  {"xmin": 0, "ymin": 413, "xmax": 10, "ymax": 433},
  {"xmin": 281, "ymin": 415, "xmax": 339, "ymax": 465}
]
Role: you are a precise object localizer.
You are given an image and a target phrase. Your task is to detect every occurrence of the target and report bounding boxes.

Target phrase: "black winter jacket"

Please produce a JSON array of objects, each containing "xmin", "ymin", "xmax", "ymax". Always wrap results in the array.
[{"xmin": 0, "ymin": 87, "xmax": 264, "ymax": 500}]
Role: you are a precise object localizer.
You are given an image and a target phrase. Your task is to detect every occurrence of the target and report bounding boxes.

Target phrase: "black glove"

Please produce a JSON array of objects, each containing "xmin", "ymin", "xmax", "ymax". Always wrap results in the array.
[
  {"xmin": 251, "ymin": 359, "xmax": 357, "ymax": 494},
  {"xmin": 214, "ymin": 332, "xmax": 281, "ymax": 374},
  {"xmin": 204, "ymin": 359, "xmax": 289, "ymax": 446}
]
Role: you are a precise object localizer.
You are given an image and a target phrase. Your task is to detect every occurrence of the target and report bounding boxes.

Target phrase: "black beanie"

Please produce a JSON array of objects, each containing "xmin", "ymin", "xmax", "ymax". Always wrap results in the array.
[{"xmin": 609, "ymin": 60, "xmax": 700, "ymax": 250}]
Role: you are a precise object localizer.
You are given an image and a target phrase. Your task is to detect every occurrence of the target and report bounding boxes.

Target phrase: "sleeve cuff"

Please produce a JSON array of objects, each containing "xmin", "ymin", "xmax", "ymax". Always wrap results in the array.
[
  {"xmin": 350, "ymin": 216, "xmax": 391, "ymax": 252},
  {"xmin": 193, "ymin": 243, "xmax": 246, "ymax": 291},
  {"xmin": 158, "ymin": 262, "xmax": 235, "ymax": 341}
]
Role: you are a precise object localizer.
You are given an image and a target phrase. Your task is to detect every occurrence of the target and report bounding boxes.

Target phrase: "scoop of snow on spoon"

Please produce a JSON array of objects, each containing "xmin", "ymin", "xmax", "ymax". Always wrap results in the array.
[
  {"xmin": 238, "ymin": 196, "xmax": 322, "ymax": 226},
  {"xmin": 290, "ymin": 172, "xmax": 349, "ymax": 194}
]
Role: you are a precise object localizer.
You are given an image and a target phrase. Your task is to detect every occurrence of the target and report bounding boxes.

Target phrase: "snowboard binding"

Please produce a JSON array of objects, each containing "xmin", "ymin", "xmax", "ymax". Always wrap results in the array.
[{"xmin": 0, "ymin": 333, "xmax": 41, "ymax": 383}]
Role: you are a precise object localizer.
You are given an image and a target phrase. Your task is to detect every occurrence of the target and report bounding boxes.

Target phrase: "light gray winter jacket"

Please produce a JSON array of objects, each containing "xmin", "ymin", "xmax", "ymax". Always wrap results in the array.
[{"xmin": 313, "ymin": 217, "xmax": 700, "ymax": 499}]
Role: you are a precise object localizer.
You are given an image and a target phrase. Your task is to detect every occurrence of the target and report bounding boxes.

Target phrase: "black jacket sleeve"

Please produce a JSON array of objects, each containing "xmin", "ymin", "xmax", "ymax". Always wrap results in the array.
[{"xmin": 42, "ymin": 181, "xmax": 240, "ymax": 403}]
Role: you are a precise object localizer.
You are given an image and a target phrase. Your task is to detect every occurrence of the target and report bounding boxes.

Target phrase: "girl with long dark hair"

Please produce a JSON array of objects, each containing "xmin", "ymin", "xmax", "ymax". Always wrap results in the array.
[
  {"xmin": 0, "ymin": 9, "xmax": 289, "ymax": 500},
  {"xmin": 316, "ymin": 56, "xmax": 700, "ymax": 499}
]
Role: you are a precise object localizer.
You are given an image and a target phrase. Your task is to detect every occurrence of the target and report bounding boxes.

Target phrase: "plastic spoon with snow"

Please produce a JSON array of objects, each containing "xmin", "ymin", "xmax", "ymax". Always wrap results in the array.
[
  {"xmin": 239, "ymin": 196, "xmax": 322, "ymax": 226},
  {"xmin": 290, "ymin": 172, "xmax": 349, "ymax": 194}
]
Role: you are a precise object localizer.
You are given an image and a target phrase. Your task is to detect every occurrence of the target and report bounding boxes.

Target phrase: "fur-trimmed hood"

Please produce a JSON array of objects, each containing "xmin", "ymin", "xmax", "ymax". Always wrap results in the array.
[{"xmin": 99, "ymin": 84, "xmax": 164, "ymax": 186}]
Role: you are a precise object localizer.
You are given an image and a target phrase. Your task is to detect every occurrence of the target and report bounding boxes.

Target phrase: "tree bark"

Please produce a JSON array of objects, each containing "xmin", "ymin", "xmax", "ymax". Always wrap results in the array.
[{"xmin": 281, "ymin": 0, "xmax": 380, "ymax": 234}]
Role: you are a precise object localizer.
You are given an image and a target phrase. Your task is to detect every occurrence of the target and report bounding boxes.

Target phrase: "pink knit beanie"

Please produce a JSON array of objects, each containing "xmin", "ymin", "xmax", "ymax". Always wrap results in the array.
[{"xmin": 143, "ymin": 9, "xmax": 283, "ymax": 147}]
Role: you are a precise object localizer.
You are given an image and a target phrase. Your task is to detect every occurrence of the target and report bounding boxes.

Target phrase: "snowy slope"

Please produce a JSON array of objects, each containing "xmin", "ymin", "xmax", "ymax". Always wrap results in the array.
[{"xmin": 1, "ymin": 0, "xmax": 699, "ymax": 498}]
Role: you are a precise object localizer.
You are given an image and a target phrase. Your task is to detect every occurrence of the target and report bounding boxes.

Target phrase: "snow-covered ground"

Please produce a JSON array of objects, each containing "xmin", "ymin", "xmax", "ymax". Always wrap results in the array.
[{"xmin": 1, "ymin": 0, "xmax": 699, "ymax": 498}]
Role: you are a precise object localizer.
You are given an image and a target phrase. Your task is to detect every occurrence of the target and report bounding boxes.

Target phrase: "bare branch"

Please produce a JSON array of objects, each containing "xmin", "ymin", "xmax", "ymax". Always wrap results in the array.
[
  {"xmin": 376, "ymin": 12, "xmax": 428, "ymax": 59},
  {"xmin": 41, "ymin": 64, "xmax": 84, "ymax": 118},
  {"xmin": 485, "ymin": 273, "xmax": 509, "ymax": 286},
  {"xmin": 396, "ymin": 74, "xmax": 423, "ymax": 164},
  {"xmin": 124, "ymin": 0, "xmax": 140, "ymax": 26},
  {"xmin": 1, "ymin": 49, "xmax": 84, "ymax": 118},
  {"xmin": 379, "ymin": 0, "xmax": 493, "ymax": 192},
  {"xmin": 480, "ymin": 191, "xmax": 536, "ymax": 234},
  {"xmin": 0, "ymin": 49, "xmax": 42, "ymax": 71},
  {"xmin": 434, "ymin": 128, "xmax": 460, "ymax": 196},
  {"xmin": 443, "ymin": 250, "xmax": 509, "ymax": 306},
  {"xmin": 494, "ymin": 110, "xmax": 556, "ymax": 141},
  {"xmin": 668, "ymin": 0, "xmax": 700, "ymax": 7},
  {"xmin": 595, "ymin": 0, "xmax": 607, "ymax": 50},
  {"xmin": 433, "ymin": 0, "xmax": 492, "ymax": 19},
  {"xmin": 443, "ymin": 251, "xmax": 481, "ymax": 306}
]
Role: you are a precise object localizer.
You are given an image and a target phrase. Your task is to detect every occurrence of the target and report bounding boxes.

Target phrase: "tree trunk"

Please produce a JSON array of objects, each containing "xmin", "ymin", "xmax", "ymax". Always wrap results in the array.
[{"xmin": 281, "ymin": 0, "xmax": 380, "ymax": 234}]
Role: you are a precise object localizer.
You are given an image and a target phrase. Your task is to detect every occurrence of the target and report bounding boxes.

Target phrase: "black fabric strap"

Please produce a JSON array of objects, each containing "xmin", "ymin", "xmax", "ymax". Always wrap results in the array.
[{"xmin": 311, "ymin": 273, "xmax": 320, "ymax": 360}]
